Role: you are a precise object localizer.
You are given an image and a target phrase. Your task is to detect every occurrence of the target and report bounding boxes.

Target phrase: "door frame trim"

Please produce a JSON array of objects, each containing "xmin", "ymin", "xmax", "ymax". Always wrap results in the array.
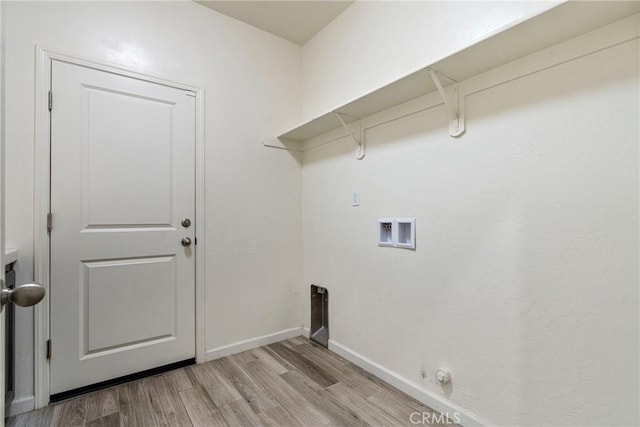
[{"xmin": 34, "ymin": 46, "xmax": 206, "ymax": 408}]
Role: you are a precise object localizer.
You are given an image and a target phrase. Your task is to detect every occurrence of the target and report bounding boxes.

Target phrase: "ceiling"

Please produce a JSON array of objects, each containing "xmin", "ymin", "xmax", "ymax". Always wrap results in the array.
[{"xmin": 195, "ymin": 1, "xmax": 354, "ymax": 45}]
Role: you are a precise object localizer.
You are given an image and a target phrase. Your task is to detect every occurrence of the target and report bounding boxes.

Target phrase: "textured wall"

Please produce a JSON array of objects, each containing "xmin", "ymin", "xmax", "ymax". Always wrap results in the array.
[{"xmin": 302, "ymin": 31, "xmax": 639, "ymax": 426}]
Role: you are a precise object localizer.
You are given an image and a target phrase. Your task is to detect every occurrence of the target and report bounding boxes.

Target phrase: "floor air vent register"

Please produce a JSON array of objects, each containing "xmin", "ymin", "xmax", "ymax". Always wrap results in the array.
[{"xmin": 310, "ymin": 285, "xmax": 329, "ymax": 348}]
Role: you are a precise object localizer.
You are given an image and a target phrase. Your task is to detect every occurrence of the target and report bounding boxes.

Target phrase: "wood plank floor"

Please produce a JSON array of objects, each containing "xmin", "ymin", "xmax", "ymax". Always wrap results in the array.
[{"xmin": 7, "ymin": 337, "xmax": 453, "ymax": 427}]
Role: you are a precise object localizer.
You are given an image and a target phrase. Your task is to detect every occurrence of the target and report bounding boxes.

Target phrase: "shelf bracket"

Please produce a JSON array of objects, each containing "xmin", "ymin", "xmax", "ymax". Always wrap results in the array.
[
  {"xmin": 263, "ymin": 138, "xmax": 303, "ymax": 152},
  {"xmin": 427, "ymin": 68, "xmax": 465, "ymax": 137},
  {"xmin": 333, "ymin": 112, "xmax": 365, "ymax": 160}
]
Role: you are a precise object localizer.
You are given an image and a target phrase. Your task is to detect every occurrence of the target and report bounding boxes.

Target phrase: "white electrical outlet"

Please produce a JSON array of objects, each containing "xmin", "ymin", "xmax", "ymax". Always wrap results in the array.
[{"xmin": 352, "ymin": 190, "xmax": 360, "ymax": 206}]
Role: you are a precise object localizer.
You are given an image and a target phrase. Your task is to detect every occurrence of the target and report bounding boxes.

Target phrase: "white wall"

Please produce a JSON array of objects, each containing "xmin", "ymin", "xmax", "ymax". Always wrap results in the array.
[
  {"xmin": 0, "ymin": 2, "xmax": 5, "ymax": 420},
  {"xmin": 302, "ymin": 14, "xmax": 638, "ymax": 427},
  {"xmin": 3, "ymin": 0, "xmax": 302, "ymax": 406},
  {"xmin": 300, "ymin": 1, "xmax": 561, "ymax": 123}
]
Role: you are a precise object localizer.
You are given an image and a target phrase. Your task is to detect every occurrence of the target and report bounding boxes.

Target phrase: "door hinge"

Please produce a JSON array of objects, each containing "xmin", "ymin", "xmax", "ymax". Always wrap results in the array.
[
  {"xmin": 48, "ymin": 91, "xmax": 53, "ymax": 111},
  {"xmin": 47, "ymin": 212, "xmax": 52, "ymax": 233},
  {"xmin": 194, "ymin": 237, "xmax": 197, "ymax": 246},
  {"xmin": 46, "ymin": 339, "xmax": 52, "ymax": 360}
]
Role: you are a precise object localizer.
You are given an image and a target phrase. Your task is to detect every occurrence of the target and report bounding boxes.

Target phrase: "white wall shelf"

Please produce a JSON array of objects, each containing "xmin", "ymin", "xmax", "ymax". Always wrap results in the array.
[{"xmin": 265, "ymin": 1, "xmax": 638, "ymax": 151}]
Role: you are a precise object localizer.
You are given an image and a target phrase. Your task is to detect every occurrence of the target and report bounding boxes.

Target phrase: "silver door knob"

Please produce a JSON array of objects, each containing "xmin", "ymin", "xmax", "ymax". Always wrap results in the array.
[
  {"xmin": 181, "ymin": 237, "xmax": 192, "ymax": 247},
  {"xmin": 0, "ymin": 283, "xmax": 45, "ymax": 312},
  {"xmin": 181, "ymin": 218, "xmax": 191, "ymax": 228}
]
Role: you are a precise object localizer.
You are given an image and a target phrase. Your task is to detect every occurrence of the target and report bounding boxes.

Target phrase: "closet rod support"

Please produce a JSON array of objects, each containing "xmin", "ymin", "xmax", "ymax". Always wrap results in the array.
[
  {"xmin": 427, "ymin": 68, "xmax": 465, "ymax": 137},
  {"xmin": 333, "ymin": 112, "xmax": 365, "ymax": 160}
]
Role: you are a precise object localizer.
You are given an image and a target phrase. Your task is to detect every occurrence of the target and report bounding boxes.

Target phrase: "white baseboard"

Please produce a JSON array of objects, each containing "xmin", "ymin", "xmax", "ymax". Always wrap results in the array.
[
  {"xmin": 205, "ymin": 327, "xmax": 304, "ymax": 361},
  {"xmin": 7, "ymin": 395, "xmax": 35, "ymax": 417},
  {"xmin": 328, "ymin": 340, "xmax": 492, "ymax": 427},
  {"xmin": 301, "ymin": 326, "xmax": 310, "ymax": 338}
]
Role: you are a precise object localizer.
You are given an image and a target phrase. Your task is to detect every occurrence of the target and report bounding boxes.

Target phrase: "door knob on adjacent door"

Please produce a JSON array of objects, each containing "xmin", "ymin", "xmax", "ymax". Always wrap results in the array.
[
  {"xmin": 0, "ymin": 282, "xmax": 45, "ymax": 312},
  {"xmin": 181, "ymin": 237, "xmax": 192, "ymax": 247}
]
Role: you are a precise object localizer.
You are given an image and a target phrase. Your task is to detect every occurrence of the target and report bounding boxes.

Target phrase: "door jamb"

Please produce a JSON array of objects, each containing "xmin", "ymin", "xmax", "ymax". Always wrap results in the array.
[{"xmin": 34, "ymin": 46, "xmax": 206, "ymax": 408}]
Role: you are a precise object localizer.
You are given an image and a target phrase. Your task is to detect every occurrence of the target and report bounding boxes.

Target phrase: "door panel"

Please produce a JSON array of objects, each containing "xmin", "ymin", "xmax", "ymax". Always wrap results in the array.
[
  {"xmin": 50, "ymin": 60, "xmax": 195, "ymax": 395},
  {"xmin": 82, "ymin": 87, "xmax": 174, "ymax": 227},
  {"xmin": 81, "ymin": 256, "xmax": 176, "ymax": 356}
]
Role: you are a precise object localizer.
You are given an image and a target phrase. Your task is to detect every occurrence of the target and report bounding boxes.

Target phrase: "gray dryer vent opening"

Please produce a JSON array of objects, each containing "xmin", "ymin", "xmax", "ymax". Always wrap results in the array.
[{"xmin": 310, "ymin": 285, "xmax": 329, "ymax": 348}]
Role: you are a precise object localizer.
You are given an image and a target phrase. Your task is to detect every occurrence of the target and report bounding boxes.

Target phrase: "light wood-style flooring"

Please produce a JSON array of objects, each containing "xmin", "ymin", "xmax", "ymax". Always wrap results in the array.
[{"xmin": 7, "ymin": 337, "xmax": 451, "ymax": 426}]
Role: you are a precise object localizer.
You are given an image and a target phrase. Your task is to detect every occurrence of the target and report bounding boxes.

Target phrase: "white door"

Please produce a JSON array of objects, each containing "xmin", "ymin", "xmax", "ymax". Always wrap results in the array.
[{"xmin": 49, "ymin": 60, "xmax": 196, "ymax": 396}]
